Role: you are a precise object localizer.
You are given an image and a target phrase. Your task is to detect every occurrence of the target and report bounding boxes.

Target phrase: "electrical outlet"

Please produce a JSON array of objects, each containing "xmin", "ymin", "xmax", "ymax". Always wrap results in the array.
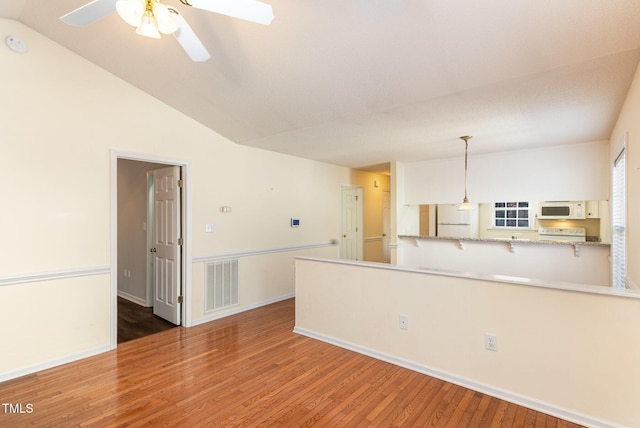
[
  {"xmin": 484, "ymin": 333, "xmax": 497, "ymax": 351},
  {"xmin": 399, "ymin": 315, "xmax": 409, "ymax": 330}
]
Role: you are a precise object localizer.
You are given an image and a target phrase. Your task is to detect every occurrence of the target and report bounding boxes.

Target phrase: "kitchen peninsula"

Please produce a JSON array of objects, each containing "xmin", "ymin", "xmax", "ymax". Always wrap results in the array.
[
  {"xmin": 395, "ymin": 199, "xmax": 612, "ymax": 286},
  {"xmin": 399, "ymin": 233, "xmax": 609, "ymax": 252},
  {"xmin": 294, "ymin": 256, "xmax": 640, "ymax": 428},
  {"xmin": 396, "ymin": 234, "xmax": 611, "ymax": 286}
]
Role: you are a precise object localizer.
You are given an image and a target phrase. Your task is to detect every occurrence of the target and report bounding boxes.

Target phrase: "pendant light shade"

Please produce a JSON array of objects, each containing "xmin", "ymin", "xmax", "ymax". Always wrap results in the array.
[
  {"xmin": 154, "ymin": 3, "xmax": 181, "ymax": 34},
  {"xmin": 116, "ymin": 0, "xmax": 180, "ymax": 39},
  {"xmin": 136, "ymin": 9, "xmax": 161, "ymax": 39},
  {"xmin": 458, "ymin": 199, "xmax": 473, "ymax": 211},
  {"xmin": 458, "ymin": 135, "xmax": 474, "ymax": 211},
  {"xmin": 116, "ymin": 0, "xmax": 145, "ymax": 26}
]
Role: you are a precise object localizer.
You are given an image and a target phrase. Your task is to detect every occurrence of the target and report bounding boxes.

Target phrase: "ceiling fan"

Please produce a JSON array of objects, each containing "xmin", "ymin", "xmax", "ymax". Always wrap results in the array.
[{"xmin": 60, "ymin": 0, "xmax": 274, "ymax": 62}]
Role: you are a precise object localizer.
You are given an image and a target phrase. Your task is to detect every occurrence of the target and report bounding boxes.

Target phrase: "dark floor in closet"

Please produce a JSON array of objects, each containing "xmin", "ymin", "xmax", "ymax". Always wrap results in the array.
[{"xmin": 118, "ymin": 297, "xmax": 177, "ymax": 343}]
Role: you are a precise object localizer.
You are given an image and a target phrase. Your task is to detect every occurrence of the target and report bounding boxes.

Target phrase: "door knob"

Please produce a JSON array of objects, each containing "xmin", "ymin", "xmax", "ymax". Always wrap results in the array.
[
  {"xmin": 343, "ymin": 234, "xmax": 347, "ymax": 238},
  {"xmin": 150, "ymin": 247, "xmax": 157, "ymax": 253}
]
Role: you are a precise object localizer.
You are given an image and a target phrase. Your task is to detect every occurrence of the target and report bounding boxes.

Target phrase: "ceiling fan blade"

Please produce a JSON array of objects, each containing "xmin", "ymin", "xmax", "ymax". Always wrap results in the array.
[
  {"xmin": 173, "ymin": 14, "xmax": 211, "ymax": 62},
  {"xmin": 184, "ymin": 0, "xmax": 274, "ymax": 25},
  {"xmin": 60, "ymin": 0, "xmax": 118, "ymax": 26}
]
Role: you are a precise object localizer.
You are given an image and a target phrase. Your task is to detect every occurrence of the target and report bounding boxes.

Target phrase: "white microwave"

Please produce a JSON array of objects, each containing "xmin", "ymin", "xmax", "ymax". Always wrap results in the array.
[{"xmin": 538, "ymin": 201, "xmax": 586, "ymax": 219}]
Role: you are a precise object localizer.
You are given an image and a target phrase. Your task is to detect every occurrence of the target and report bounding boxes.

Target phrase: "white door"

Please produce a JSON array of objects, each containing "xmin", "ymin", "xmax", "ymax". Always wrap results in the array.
[
  {"xmin": 382, "ymin": 190, "xmax": 390, "ymax": 263},
  {"xmin": 341, "ymin": 187, "xmax": 363, "ymax": 260},
  {"xmin": 151, "ymin": 166, "xmax": 182, "ymax": 325}
]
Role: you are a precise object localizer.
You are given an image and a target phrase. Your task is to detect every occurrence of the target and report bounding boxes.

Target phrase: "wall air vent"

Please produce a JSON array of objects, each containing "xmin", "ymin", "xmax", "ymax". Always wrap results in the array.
[{"xmin": 205, "ymin": 259, "xmax": 239, "ymax": 311}]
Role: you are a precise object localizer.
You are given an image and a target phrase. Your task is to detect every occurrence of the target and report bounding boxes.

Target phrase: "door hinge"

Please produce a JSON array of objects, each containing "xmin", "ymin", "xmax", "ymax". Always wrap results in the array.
[
  {"xmin": 178, "ymin": 237, "xmax": 184, "ymax": 245},
  {"xmin": 178, "ymin": 179, "xmax": 184, "ymax": 188},
  {"xmin": 178, "ymin": 295, "xmax": 183, "ymax": 304}
]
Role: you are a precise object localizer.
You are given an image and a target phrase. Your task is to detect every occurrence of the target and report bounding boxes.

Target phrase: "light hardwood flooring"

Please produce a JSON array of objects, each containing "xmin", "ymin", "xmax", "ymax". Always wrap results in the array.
[{"xmin": 0, "ymin": 298, "xmax": 583, "ymax": 427}]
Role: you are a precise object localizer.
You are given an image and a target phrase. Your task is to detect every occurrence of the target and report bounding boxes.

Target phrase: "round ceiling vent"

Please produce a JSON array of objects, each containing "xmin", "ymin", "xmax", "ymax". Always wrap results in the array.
[{"xmin": 6, "ymin": 35, "xmax": 28, "ymax": 54}]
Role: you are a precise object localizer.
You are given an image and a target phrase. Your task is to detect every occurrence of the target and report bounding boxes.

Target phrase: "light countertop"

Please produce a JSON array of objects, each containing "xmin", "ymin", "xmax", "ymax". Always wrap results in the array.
[{"xmin": 398, "ymin": 235, "xmax": 610, "ymax": 247}]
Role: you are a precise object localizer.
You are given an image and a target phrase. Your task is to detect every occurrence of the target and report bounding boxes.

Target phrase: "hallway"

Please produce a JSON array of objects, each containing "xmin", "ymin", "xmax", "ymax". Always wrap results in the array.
[{"xmin": 117, "ymin": 297, "xmax": 177, "ymax": 343}]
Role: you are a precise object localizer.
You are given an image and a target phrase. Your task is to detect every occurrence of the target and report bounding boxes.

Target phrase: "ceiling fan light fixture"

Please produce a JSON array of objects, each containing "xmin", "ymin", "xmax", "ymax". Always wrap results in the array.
[
  {"xmin": 116, "ymin": 0, "xmax": 145, "ymax": 26},
  {"xmin": 136, "ymin": 10, "xmax": 162, "ymax": 39},
  {"xmin": 155, "ymin": 4, "xmax": 181, "ymax": 34}
]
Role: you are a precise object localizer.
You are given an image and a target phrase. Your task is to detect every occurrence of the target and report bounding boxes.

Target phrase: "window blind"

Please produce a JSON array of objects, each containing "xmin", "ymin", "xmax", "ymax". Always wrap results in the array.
[{"xmin": 612, "ymin": 149, "xmax": 626, "ymax": 288}]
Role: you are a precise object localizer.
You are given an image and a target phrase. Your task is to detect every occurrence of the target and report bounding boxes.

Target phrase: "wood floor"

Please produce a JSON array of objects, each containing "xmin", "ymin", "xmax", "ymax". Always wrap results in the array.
[
  {"xmin": 117, "ymin": 297, "xmax": 177, "ymax": 343},
  {"xmin": 0, "ymin": 299, "xmax": 583, "ymax": 427}
]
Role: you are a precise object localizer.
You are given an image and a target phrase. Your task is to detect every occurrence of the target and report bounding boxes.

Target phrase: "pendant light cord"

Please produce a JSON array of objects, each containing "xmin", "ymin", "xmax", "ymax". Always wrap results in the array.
[
  {"xmin": 460, "ymin": 135, "xmax": 471, "ymax": 203},
  {"xmin": 463, "ymin": 138, "xmax": 468, "ymax": 201}
]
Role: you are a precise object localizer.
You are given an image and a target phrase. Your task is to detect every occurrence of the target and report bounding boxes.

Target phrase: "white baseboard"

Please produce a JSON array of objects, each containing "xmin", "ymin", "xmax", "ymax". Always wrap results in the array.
[
  {"xmin": 293, "ymin": 327, "xmax": 620, "ymax": 428},
  {"xmin": 191, "ymin": 293, "xmax": 295, "ymax": 327},
  {"xmin": 0, "ymin": 345, "xmax": 111, "ymax": 383},
  {"xmin": 117, "ymin": 290, "xmax": 150, "ymax": 307}
]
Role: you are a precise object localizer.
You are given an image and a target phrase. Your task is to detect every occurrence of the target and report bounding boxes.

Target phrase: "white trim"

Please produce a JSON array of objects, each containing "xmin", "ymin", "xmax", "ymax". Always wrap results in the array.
[
  {"xmin": 295, "ymin": 256, "xmax": 640, "ymax": 300},
  {"xmin": 182, "ymin": 163, "xmax": 193, "ymax": 327},
  {"xmin": 293, "ymin": 327, "xmax": 621, "ymax": 428},
  {"xmin": 192, "ymin": 241, "xmax": 337, "ymax": 264},
  {"xmin": 111, "ymin": 150, "xmax": 194, "ymax": 342},
  {"xmin": 111, "ymin": 151, "xmax": 118, "ymax": 349},
  {"xmin": 0, "ymin": 266, "xmax": 110, "ymax": 286},
  {"xmin": 0, "ymin": 345, "xmax": 111, "ymax": 383},
  {"xmin": 191, "ymin": 293, "xmax": 294, "ymax": 326},
  {"xmin": 364, "ymin": 236, "xmax": 383, "ymax": 242},
  {"xmin": 117, "ymin": 290, "xmax": 150, "ymax": 307}
]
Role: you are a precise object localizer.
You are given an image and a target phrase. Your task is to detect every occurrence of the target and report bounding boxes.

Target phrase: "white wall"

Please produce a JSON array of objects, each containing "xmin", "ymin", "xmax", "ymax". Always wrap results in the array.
[
  {"xmin": 402, "ymin": 141, "xmax": 610, "ymax": 205},
  {"xmin": 610, "ymin": 62, "xmax": 640, "ymax": 288},
  {"xmin": 0, "ymin": 19, "xmax": 351, "ymax": 379},
  {"xmin": 295, "ymin": 258, "xmax": 640, "ymax": 428}
]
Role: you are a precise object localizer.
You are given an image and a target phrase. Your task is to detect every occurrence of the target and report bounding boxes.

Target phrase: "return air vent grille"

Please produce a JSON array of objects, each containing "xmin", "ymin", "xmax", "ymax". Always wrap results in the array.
[{"xmin": 205, "ymin": 259, "xmax": 239, "ymax": 311}]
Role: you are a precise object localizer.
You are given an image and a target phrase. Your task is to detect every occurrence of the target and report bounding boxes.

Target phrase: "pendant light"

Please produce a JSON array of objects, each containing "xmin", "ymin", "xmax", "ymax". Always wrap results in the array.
[{"xmin": 458, "ymin": 135, "xmax": 474, "ymax": 211}]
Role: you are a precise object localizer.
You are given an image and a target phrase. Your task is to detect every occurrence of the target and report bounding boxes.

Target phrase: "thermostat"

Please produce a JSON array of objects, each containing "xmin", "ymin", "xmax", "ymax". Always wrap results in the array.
[{"xmin": 290, "ymin": 218, "xmax": 300, "ymax": 228}]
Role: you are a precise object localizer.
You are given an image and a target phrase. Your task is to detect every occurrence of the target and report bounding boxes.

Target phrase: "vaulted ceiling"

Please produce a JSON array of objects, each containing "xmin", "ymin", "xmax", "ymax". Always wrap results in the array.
[{"xmin": 4, "ymin": 1, "xmax": 640, "ymax": 171}]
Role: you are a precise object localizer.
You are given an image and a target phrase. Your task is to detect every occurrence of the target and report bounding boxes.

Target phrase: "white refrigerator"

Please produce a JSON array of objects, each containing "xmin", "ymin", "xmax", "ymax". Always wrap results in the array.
[{"xmin": 436, "ymin": 203, "xmax": 479, "ymax": 238}]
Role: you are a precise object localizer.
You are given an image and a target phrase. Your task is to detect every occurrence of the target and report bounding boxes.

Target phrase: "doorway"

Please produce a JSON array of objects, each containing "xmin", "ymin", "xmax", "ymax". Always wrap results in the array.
[{"xmin": 112, "ymin": 153, "xmax": 191, "ymax": 347}]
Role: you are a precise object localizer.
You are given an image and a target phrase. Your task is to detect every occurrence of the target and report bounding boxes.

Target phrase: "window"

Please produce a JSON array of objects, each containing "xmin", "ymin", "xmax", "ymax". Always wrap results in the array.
[
  {"xmin": 492, "ymin": 202, "xmax": 531, "ymax": 229},
  {"xmin": 612, "ymin": 148, "xmax": 626, "ymax": 288}
]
